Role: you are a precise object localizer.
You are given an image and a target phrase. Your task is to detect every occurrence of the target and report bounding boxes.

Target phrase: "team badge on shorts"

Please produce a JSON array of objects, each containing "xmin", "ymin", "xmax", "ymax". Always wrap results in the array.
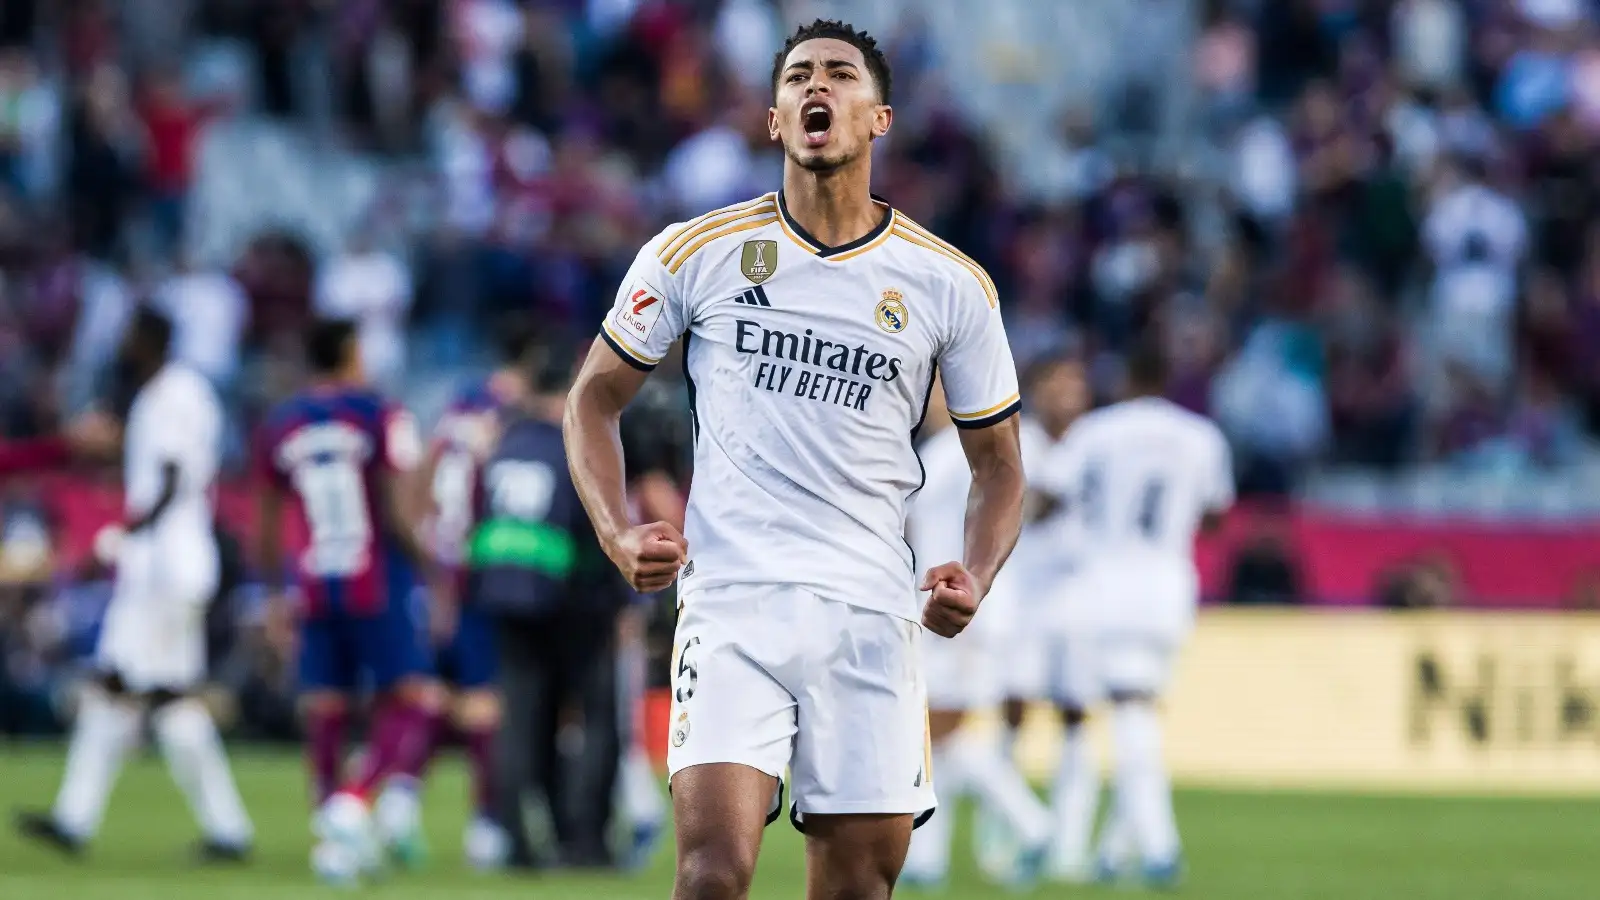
[
  {"xmin": 671, "ymin": 710, "xmax": 691, "ymax": 748},
  {"xmin": 741, "ymin": 240, "xmax": 778, "ymax": 284},
  {"xmin": 875, "ymin": 289, "xmax": 909, "ymax": 334}
]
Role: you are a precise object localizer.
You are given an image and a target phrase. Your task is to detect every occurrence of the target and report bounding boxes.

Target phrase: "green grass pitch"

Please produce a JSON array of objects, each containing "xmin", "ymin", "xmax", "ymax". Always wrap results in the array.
[{"xmin": 0, "ymin": 745, "xmax": 1595, "ymax": 899}]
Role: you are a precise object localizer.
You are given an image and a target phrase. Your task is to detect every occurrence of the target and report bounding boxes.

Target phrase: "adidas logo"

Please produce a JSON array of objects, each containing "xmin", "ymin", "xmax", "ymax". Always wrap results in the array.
[{"xmin": 731, "ymin": 286, "xmax": 773, "ymax": 307}]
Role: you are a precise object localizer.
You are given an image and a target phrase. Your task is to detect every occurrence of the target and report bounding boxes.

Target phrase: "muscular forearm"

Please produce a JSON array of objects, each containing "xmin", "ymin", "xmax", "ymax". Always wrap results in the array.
[
  {"xmin": 564, "ymin": 392, "xmax": 634, "ymax": 548},
  {"xmin": 962, "ymin": 455, "xmax": 1025, "ymax": 598}
]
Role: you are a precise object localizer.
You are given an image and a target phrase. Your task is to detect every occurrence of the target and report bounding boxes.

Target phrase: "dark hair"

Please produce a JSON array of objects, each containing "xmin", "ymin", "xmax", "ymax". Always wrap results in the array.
[
  {"xmin": 129, "ymin": 306, "xmax": 174, "ymax": 359},
  {"xmin": 1023, "ymin": 351, "xmax": 1084, "ymax": 391},
  {"xmin": 1125, "ymin": 337, "xmax": 1170, "ymax": 393},
  {"xmin": 497, "ymin": 314, "xmax": 537, "ymax": 366},
  {"xmin": 305, "ymin": 318, "xmax": 358, "ymax": 374},
  {"xmin": 523, "ymin": 327, "xmax": 578, "ymax": 395},
  {"xmin": 771, "ymin": 19, "xmax": 892, "ymax": 106}
]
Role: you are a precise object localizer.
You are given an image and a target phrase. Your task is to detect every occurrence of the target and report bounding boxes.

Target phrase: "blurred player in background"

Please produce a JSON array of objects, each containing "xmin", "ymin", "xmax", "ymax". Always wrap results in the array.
[
  {"xmin": 255, "ymin": 318, "xmax": 437, "ymax": 883},
  {"xmin": 976, "ymin": 353, "xmax": 1100, "ymax": 882},
  {"xmin": 566, "ymin": 19, "xmax": 1026, "ymax": 898},
  {"xmin": 370, "ymin": 324, "xmax": 535, "ymax": 869},
  {"xmin": 900, "ymin": 376, "xmax": 1051, "ymax": 891},
  {"xmin": 16, "ymin": 308, "xmax": 254, "ymax": 861},
  {"xmin": 1035, "ymin": 340, "xmax": 1234, "ymax": 889},
  {"xmin": 614, "ymin": 381, "xmax": 686, "ymax": 869}
]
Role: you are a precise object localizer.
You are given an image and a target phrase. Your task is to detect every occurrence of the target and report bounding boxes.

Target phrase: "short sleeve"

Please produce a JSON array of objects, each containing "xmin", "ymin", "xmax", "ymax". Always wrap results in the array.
[
  {"xmin": 598, "ymin": 240, "xmax": 688, "ymax": 372},
  {"xmin": 938, "ymin": 277, "xmax": 1020, "ymax": 429},
  {"xmin": 1202, "ymin": 427, "xmax": 1236, "ymax": 513}
]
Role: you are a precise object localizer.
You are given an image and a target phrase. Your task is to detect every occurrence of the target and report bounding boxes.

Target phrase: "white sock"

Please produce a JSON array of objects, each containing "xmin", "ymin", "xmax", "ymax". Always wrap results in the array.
[
  {"xmin": 1096, "ymin": 800, "xmax": 1135, "ymax": 869},
  {"xmin": 374, "ymin": 776, "xmax": 423, "ymax": 846},
  {"xmin": 53, "ymin": 691, "xmax": 142, "ymax": 839},
  {"xmin": 1050, "ymin": 721, "xmax": 1100, "ymax": 872},
  {"xmin": 1108, "ymin": 702, "xmax": 1179, "ymax": 865},
  {"xmin": 620, "ymin": 746, "xmax": 666, "ymax": 828},
  {"xmin": 949, "ymin": 728, "xmax": 1051, "ymax": 847},
  {"xmin": 153, "ymin": 698, "xmax": 254, "ymax": 846},
  {"xmin": 902, "ymin": 741, "xmax": 956, "ymax": 881}
]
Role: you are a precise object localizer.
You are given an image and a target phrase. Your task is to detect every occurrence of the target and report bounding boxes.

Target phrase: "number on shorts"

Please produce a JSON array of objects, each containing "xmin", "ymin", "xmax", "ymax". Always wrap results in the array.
[
  {"xmin": 675, "ymin": 636, "xmax": 701, "ymax": 703},
  {"xmin": 293, "ymin": 460, "xmax": 371, "ymax": 576}
]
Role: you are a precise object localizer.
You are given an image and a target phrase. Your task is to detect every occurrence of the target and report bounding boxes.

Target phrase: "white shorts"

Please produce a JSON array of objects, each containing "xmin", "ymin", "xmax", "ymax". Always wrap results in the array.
[
  {"xmin": 97, "ymin": 542, "xmax": 218, "ymax": 693},
  {"xmin": 1059, "ymin": 632, "xmax": 1178, "ymax": 705},
  {"xmin": 667, "ymin": 585, "xmax": 935, "ymax": 829}
]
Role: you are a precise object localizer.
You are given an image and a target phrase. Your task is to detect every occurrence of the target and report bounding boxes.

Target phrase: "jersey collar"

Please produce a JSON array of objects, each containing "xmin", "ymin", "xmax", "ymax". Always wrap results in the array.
[{"xmin": 777, "ymin": 189, "xmax": 895, "ymax": 259}]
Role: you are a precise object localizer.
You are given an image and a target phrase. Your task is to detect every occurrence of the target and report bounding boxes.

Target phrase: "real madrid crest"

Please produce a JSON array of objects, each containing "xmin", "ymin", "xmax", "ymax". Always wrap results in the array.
[
  {"xmin": 875, "ymin": 288, "xmax": 908, "ymax": 334},
  {"xmin": 671, "ymin": 710, "xmax": 691, "ymax": 748},
  {"xmin": 741, "ymin": 240, "xmax": 778, "ymax": 284}
]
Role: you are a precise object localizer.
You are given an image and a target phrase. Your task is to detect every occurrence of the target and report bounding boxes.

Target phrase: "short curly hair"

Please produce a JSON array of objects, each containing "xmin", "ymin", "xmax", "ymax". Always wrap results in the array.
[{"xmin": 770, "ymin": 19, "xmax": 891, "ymax": 106}]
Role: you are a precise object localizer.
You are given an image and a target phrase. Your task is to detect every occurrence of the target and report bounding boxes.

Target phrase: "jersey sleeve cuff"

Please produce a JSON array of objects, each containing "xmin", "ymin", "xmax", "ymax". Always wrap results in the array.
[
  {"xmin": 600, "ymin": 326, "xmax": 659, "ymax": 372},
  {"xmin": 950, "ymin": 395, "xmax": 1022, "ymax": 429}
]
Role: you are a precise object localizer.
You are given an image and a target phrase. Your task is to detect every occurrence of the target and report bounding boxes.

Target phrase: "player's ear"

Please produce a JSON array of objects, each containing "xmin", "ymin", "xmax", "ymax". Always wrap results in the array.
[
  {"xmin": 768, "ymin": 106, "xmax": 781, "ymax": 142},
  {"xmin": 871, "ymin": 105, "xmax": 892, "ymax": 140}
]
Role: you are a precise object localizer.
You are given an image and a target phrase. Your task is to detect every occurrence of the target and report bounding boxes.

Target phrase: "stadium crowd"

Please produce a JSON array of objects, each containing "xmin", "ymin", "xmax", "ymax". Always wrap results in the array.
[{"xmin": 0, "ymin": 0, "xmax": 1594, "ymax": 735}]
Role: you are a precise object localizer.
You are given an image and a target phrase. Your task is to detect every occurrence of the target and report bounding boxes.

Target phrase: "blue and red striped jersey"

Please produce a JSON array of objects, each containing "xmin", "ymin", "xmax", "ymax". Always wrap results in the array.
[{"xmin": 256, "ymin": 387, "xmax": 424, "ymax": 616}]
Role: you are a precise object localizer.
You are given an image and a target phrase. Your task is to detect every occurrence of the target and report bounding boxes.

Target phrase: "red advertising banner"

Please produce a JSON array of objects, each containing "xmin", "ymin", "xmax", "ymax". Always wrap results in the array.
[{"xmin": 30, "ymin": 477, "xmax": 1600, "ymax": 608}]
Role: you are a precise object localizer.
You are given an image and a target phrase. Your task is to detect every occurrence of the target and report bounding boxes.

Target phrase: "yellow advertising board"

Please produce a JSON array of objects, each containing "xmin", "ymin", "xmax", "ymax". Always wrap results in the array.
[{"xmin": 996, "ymin": 610, "xmax": 1600, "ymax": 794}]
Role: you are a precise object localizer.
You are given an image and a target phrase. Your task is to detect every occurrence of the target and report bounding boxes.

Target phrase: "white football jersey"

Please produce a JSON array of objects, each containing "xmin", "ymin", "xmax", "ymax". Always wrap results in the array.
[
  {"xmin": 121, "ymin": 363, "xmax": 223, "ymax": 567},
  {"xmin": 906, "ymin": 426, "xmax": 968, "ymax": 578},
  {"xmin": 601, "ymin": 191, "xmax": 1020, "ymax": 621},
  {"xmin": 1036, "ymin": 397, "xmax": 1232, "ymax": 574},
  {"xmin": 1007, "ymin": 415, "xmax": 1076, "ymax": 586}
]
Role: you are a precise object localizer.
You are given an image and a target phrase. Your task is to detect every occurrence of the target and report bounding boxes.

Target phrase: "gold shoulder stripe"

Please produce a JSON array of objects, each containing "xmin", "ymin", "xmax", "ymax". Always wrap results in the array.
[
  {"xmin": 667, "ymin": 214, "xmax": 780, "ymax": 273},
  {"xmin": 659, "ymin": 193, "xmax": 774, "ymax": 251},
  {"xmin": 951, "ymin": 393, "xmax": 1021, "ymax": 421},
  {"xmin": 890, "ymin": 227, "xmax": 999, "ymax": 308},
  {"xmin": 894, "ymin": 216, "xmax": 998, "ymax": 301},
  {"xmin": 658, "ymin": 195, "xmax": 777, "ymax": 264},
  {"xmin": 603, "ymin": 323, "xmax": 662, "ymax": 365}
]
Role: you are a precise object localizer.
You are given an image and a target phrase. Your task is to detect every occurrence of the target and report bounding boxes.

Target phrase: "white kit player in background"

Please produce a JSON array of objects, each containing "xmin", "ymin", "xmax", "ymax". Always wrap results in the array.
[
  {"xmin": 15, "ymin": 307, "xmax": 254, "ymax": 861},
  {"xmin": 565, "ymin": 20, "xmax": 1029, "ymax": 899},
  {"xmin": 975, "ymin": 353, "xmax": 1101, "ymax": 883},
  {"xmin": 900, "ymin": 376, "xmax": 1051, "ymax": 890},
  {"xmin": 1034, "ymin": 340, "xmax": 1234, "ymax": 890}
]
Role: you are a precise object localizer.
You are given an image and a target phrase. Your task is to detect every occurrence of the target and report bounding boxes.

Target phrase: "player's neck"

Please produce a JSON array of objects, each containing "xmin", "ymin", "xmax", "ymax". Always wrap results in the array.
[{"xmin": 780, "ymin": 162, "xmax": 882, "ymax": 250}]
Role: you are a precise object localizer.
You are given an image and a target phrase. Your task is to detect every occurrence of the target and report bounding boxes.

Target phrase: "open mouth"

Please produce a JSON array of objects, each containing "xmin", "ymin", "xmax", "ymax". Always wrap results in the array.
[{"xmin": 802, "ymin": 104, "xmax": 832, "ymax": 146}]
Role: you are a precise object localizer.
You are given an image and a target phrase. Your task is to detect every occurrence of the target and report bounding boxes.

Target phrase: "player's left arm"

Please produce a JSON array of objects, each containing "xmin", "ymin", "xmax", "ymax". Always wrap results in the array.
[
  {"xmin": 921, "ymin": 271, "xmax": 1024, "ymax": 638},
  {"xmin": 123, "ymin": 461, "xmax": 179, "ymax": 533}
]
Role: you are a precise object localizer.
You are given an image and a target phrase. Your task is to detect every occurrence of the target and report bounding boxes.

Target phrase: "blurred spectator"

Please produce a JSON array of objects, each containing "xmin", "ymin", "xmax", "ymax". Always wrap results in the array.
[
  {"xmin": 1422, "ymin": 156, "xmax": 1527, "ymax": 391},
  {"xmin": 135, "ymin": 66, "xmax": 226, "ymax": 258},
  {"xmin": 65, "ymin": 65, "xmax": 141, "ymax": 260},
  {"xmin": 153, "ymin": 255, "xmax": 249, "ymax": 390},
  {"xmin": 1378, "ymin": 552, "xmax": 1461, "ymax": 610},
  {"xmin": 0, "ymin": 47, "xmax": 59, "ymax": 202},
  {"xmin": 314, "ymin": 230, "xmax": 412, "ymax": 395}
]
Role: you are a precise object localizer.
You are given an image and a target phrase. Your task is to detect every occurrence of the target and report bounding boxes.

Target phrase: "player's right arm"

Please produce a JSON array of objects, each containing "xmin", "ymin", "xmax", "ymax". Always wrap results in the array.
[{"xmin": 565, "ymin": 240, "xmax": 689, "ymax": 592}]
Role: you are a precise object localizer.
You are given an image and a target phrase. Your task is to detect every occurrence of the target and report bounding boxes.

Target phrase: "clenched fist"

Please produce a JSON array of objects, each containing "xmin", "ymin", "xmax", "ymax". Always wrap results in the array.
[
  {"xmin": 607, "ymin": 521, "xmax": 689, "ymax": 593},
  {"xmin": 919, "ymin": 561, "xmax": 984, "ymax": 638}
]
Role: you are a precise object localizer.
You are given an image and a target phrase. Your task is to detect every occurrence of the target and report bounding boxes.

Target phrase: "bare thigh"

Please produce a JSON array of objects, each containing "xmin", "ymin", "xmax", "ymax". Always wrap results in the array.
[
  {"xmin": 672, "ymin": 762, "xmax": 777, "ymax": 900},
  {"xmin": 804, "ymin": 813, "xmax": 913, "ymax": 900}
]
